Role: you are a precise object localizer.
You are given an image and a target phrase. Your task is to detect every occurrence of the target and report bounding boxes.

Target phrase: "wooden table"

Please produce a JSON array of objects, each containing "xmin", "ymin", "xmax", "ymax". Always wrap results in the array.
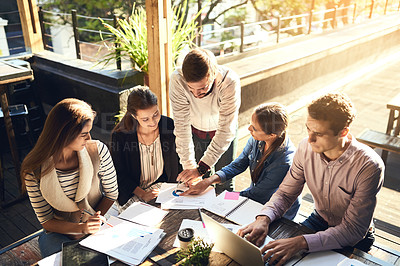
[
  {"xmin": 382, "ymin": 93, "xmax": 400, "ymax": 161},
  {"xmin": 0, "ymin": 207, "xmax": 396, "ymax": 266},
  {"xmin": 0, "ymin": 60, "xmax": 33, "ymax": 203}
]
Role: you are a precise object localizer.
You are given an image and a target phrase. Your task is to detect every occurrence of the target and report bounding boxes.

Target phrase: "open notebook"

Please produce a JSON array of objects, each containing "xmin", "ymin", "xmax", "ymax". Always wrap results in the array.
[{"xmin": 203, "ymin": 190, "xmax": 264, "ymax": 225}]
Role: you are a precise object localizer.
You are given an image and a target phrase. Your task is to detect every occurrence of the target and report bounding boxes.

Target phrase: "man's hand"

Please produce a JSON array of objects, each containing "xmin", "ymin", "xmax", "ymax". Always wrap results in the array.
[
  {"xmin": 237, "ymin": 215, "xmax": 271, "ymax": 247},
  {"xmin": 141, "ymin": 188, "xmax": 160, "ymax": 202},
  {"xmin": 180, "ymin": 178, "xmax": 212, "ymax": 196},
  {"xmin": 177, "ymin": 169, "xmax": 201, "ymax": 184},
  {"xmin": 261, "ymin": 236, "xmax": 308, "ymax": 266}
]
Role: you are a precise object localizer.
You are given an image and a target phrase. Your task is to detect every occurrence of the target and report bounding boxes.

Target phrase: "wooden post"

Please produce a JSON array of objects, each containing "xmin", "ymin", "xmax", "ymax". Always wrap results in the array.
[
  {"xmin": 276, "ymin": 16, "xmax": 281, "ymax": 43},
  {"xmin": 308, "ymin": 0, "xmax": 315, "ymax": 34},
  {"xmin": 146, "ymin": 0, "xmax": 172, "ymax": 116},
  {"xmin": 239, "ymin": 22, "xmax": 244, "ymax": 53},
  {"xmin": 16, "ymin": 0, "xmax": 43, "ymax": 53},
  {"xmin": 384, "ymin": 0, "xmax": 389, "ymax": 15},
  {"xmin": 308, "ymin": 9, "xmax": 313, "ymax": 34},
  {"xmin": 113, "ymin": 15, "xmax": 121, "ymax": 70},
  {"xmin": 71, "ymin": 10, "xmax": 81, "ymax": 60},
  {"xmin": 369, "ymin": 0, "xmax": 374, "ymax": 19},
  {"xmin": 0, "ymin": 85, "xmax": 22, "ymax": 192}
]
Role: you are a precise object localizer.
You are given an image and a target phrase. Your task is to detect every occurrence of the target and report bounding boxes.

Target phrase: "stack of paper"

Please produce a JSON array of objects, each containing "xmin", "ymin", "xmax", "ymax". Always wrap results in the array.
[
  {"xmin": 156, "ymin": 183, "xmax": 216, "ymax": 209},
  {"xmin": 118, "ymin": 202, "xmax": 168, "ymax": 227},
  {"xmin": 79, "ymin": 216, "xmax": 164, "ymax": 265}
]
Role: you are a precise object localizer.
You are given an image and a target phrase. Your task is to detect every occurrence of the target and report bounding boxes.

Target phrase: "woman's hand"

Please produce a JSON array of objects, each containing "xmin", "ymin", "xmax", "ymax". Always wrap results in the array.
[{"xmin": 82, "ymin": 211, "xmax": 103, "ymax": 235}]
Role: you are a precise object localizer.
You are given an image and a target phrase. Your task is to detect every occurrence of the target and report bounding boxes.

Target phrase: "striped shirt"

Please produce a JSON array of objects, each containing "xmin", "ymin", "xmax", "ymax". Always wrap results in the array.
[
  {"xmin": 25, "ymin": 141, "xmax": 118, "ymax": 224},
  {"xmin": 138, "ymin": 135, "xmax": 164, "ymax": 189}
]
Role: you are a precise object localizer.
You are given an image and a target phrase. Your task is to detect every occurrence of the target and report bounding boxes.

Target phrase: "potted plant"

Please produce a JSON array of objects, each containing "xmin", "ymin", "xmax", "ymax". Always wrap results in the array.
[
  {"xmin": 176, "ymin": 237, "xmax": 214, "ymax": 266},
  {"xmin": 98, "ymin": 0, "xmax": 201, "ymax": 80}
]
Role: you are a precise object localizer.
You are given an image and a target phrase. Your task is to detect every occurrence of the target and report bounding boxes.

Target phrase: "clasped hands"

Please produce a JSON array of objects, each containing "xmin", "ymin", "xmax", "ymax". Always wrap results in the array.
[{"xmin": 238, "ymin": 216, "xmax": 308, "ymax": 266}]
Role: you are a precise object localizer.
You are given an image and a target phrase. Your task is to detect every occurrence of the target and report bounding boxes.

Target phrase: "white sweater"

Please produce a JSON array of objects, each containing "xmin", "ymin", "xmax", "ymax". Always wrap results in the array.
[{"xmin": 169, "ymin": 65, "xmax": 241, "ymax": 169}]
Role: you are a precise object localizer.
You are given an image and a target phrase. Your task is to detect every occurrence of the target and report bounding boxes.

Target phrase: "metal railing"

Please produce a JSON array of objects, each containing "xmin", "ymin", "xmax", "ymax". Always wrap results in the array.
[
  {"xmin": 38, "ymin": 7, "xmax": 119, "ymax": 68},
  {"xmin": 0, "ymin": 10, "xmax": 26, "ymax": 55},
  {"xmin": 198, "ymin": 0, "xmax": 400, "ymax": 56},
  {"xmin": 35, "ymin": 0, "xmax": 400, "ymax": 69}
]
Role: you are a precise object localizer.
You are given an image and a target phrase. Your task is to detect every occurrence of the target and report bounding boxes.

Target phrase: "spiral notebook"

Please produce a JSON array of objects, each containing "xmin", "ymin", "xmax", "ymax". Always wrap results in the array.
[{"xmin": 203, "ymin": 190, "xmax": 264, "ymax": 225}]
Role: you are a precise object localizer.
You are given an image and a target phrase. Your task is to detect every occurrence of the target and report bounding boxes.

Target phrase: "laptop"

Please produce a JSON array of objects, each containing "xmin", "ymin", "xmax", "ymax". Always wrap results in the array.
[{"xmin": 201, "ymin": 211, "xmax": 267, "ymax": 266}]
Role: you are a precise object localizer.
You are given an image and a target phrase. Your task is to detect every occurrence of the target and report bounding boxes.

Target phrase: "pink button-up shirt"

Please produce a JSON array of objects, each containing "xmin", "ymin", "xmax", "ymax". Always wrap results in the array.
[{"xmin": 260, "ymin": 135, "xmax": 384, "ymax": 252}]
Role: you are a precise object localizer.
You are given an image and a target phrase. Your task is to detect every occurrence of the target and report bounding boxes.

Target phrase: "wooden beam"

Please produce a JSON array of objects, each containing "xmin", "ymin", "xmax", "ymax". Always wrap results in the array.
[
  {"xmin": 16, "ymin": 0, "xmax": 43, "ymax": 53},
  {"xmin": 146, "ymin": 0, "xmax": 172, "ymax": 116}
]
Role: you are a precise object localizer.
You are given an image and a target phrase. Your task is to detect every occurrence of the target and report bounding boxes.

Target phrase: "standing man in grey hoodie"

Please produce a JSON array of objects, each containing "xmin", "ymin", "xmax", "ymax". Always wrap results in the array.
[{"xmin": 169, "ymin": 48, "xmax": 241, "ymax": 192}]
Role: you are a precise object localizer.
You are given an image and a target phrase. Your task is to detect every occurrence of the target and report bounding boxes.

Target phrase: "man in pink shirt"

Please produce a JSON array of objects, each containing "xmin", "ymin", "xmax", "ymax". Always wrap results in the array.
[{"xmin": 238, "ymin": 93, "xmax": 384, "ymax": 265}]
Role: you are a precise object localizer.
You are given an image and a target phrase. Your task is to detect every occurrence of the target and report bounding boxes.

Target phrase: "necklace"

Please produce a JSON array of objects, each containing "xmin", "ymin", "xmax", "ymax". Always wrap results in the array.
[{"xmin": 138, "ymin": 128, "xmax": 158, "ymax": 165}]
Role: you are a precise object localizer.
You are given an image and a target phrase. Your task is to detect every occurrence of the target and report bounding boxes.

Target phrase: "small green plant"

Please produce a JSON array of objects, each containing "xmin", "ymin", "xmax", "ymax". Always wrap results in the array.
[
  {"xmin": 98, "ymin": 0, "xmax": 204, "ymax": 73},
  {"xmin": 176, "ymin": 237, "xmax": 214, "ymax": 266}
]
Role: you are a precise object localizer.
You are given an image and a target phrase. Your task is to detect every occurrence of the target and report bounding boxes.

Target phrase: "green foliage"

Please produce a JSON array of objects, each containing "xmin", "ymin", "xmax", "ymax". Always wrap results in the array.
[
  {"xmin": 176, "ymin": 237, "xmax": 214, "ymax": 266},
  {"xmin": 98, "ymin": 0, "xmax": 202, "ymax": 73},
  {"xmin": 223, "ymin": 7, "xmax": 246, "ymax": 26},
  {"xmin": 99, "ymin": 5, "xmax": 148, "ymax": 72}
]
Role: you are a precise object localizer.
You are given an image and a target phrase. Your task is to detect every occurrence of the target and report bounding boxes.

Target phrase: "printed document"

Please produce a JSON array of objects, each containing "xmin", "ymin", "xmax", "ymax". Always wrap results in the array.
[
  {"xmin": 156, "ymin": 183, "xmax": 216, "ymax": 209},
  {"xmin": 118, "ymin": 202, "xmax": 168, "ymax": 227},
  {"xmin": 79, "ymin": 216, "xmax": 164, "ymax": 265}
]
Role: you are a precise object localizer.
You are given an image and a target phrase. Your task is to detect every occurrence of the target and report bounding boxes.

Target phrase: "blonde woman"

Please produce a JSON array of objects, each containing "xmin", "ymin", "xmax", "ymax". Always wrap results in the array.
[{"xmin": 21, "ymin": 99, "xmax": 118, "ymax": 257}]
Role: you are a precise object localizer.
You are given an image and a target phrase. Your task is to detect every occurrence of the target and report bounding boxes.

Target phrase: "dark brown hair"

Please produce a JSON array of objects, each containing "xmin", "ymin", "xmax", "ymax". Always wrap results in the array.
[
  {"xmin": 113, "ymin": 85, "xmax": 158, "ymax": 133},
  {"xmin": 307, "ymin": 93, "xmax": 356, "ymax": 135},
  {"xmin": 21, "ymin": 98, "xmax": 96, "ymax": 184},
  {"xmin": 251, "ymin": 103, "xmax": 289, "ymax": 183},
  {"xmin": 182, "ymin": 48, "xmax": 218, "ymax": 83}
]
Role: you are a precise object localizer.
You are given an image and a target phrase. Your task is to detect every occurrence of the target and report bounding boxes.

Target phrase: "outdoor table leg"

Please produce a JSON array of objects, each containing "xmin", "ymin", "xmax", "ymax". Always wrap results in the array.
[{"xmin": 0, "ymin": 84, "xmax": 22, "ymax": 196}]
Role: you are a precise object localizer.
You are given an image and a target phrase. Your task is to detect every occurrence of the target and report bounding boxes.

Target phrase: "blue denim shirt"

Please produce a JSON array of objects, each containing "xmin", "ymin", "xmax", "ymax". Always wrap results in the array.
[{"xmin": 216, "ymin": 136, "xmax": 300, "ymax": 220}]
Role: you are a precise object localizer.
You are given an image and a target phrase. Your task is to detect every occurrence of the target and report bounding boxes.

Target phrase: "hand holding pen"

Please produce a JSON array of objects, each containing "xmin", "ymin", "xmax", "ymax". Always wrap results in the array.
[{"xmin": 82, "ymin": 209, "xmax": 114, "ymax": 229}]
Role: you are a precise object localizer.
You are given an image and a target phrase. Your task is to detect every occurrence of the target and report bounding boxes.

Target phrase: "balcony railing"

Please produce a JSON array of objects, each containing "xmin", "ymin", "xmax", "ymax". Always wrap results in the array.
[{"xmin": 12, "ymin": 0, "xmax": 398, "ymax": 69}]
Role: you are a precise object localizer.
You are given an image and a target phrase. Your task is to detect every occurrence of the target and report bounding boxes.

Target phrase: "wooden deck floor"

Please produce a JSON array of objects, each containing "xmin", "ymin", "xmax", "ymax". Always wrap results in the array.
[{"xmin": 0, "ymin": 152, "xmax": 42, "ymax": 249}]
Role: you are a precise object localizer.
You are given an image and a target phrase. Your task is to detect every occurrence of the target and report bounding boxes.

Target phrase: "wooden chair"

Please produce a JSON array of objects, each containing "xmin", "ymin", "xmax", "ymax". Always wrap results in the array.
[{"xmin": 357, "ymin": 94, "xmax": 400, "ymax": 164}]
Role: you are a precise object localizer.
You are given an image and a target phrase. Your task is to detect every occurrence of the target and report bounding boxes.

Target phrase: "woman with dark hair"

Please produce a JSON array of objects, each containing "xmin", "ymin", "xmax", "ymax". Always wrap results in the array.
[
  {"xmin": 111, "ymin": 85, "xmax": 181, "ymax": 206},
  {"xmin": 21, "ymin": 98, "xmax": 118, "ymax": 257},
  {"xmin": 182, "ymin": 103, "xmax": 300, "ymax": 220}
]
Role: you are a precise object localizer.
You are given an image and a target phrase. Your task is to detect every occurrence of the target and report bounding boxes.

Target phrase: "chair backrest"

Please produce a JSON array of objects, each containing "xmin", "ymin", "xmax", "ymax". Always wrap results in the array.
[{"xmin": 0, "ymin": 104, "xmax": 33, "ymax": 151}]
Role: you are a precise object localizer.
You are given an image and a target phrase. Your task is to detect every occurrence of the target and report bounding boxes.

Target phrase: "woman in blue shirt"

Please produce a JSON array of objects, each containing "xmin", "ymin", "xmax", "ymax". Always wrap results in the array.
[{"xmin": 182, "ymin": 103, "xmax": 300, "ymax": 220}]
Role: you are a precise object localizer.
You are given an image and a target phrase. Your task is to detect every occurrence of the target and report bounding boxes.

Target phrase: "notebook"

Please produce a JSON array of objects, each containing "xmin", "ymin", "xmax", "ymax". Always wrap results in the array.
[{"xmin": 204, "ymin": 190, "xmax": 264, "ymax": 225}]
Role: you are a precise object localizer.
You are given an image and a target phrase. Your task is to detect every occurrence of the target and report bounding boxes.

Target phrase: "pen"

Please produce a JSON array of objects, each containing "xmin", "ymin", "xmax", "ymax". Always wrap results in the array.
[
  {"xmin": 82, "ymin": 209, "xmax": 114, "ymax": 227},
  {"xmin": 198, "ymin": 208, "xmax": 205, "ymax": 228},
  {"xmin": 175, "ymin": 180, "xmax": 182, "ymax": 192}
]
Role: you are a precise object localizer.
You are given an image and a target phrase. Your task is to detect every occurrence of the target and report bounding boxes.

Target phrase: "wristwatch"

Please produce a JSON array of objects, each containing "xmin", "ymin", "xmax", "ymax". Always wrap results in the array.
[{"xmin": 197, "ymin": 164, "xmax": 208, "ymax": 176}]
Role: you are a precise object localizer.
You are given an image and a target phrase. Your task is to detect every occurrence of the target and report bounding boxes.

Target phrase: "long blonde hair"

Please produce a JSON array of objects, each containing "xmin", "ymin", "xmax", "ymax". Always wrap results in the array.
[{"xmin": 21, "ymin": 98, "xmax": 96, "ymax": 185}]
